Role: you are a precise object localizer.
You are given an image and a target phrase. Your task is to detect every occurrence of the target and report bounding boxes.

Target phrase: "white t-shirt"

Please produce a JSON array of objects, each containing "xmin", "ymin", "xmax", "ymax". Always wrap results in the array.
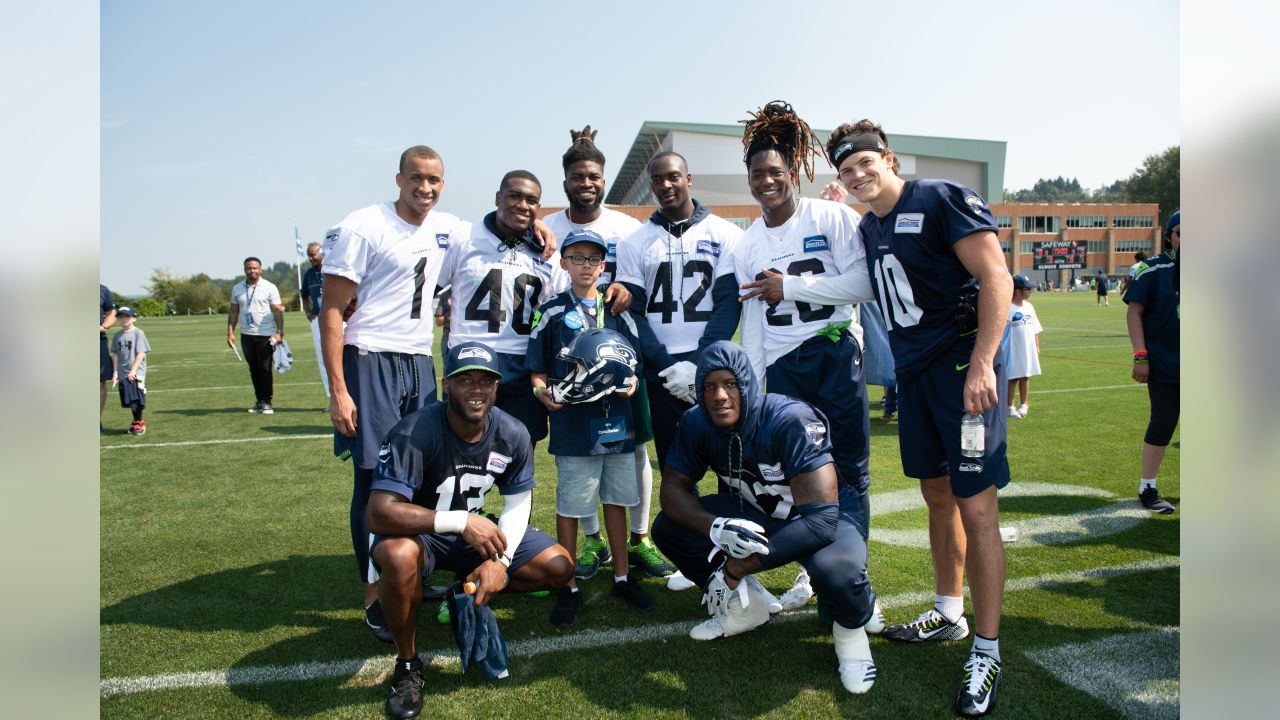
[
  {"xmin": 541, "ymin": 208, "xmax": 641, "ymax": 289},
  {"xmin": 322, "ymin": 202, "xmax": 463, "ymax": 355},
  {"xmin": 440, "ymin": 219, "xmax": 568, "ymax": 355},
  {"xmin": 615, "ymin": 212, "xmax": 743, "ymax": 354},
  {"xmin": 231, "ymin": 278, "xmax": 282, "ymax": 337},
  {"xmin": 731, "ymin": 197, "xmax": 867, "ymax": 384},
  {"xmin": 1006, "ymin": 300, "xmax": 1043, "ymax": 379}
]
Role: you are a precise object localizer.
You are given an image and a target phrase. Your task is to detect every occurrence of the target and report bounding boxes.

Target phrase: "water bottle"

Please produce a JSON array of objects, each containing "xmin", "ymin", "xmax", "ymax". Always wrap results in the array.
[{"xmin": 960, "ymin": 412, "xmax": 984, "ymax": 457}]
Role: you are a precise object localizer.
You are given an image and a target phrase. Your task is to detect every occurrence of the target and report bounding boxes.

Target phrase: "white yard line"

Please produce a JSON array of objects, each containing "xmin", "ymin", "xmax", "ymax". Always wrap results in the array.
[
  {"xmin": 1035, "ymin": 384, "xmax": 1143, "ymax": 394},
  {"xmin": 100, "ymin": 434, "xmax": 331, "ymax": 450},
  {"xmin": 146, "ymin": 382, "xmax": 320, "ymax": 394},
  {"xmin": 99, "ymin": 556, "xmax": 1179, "ymax": 698}
]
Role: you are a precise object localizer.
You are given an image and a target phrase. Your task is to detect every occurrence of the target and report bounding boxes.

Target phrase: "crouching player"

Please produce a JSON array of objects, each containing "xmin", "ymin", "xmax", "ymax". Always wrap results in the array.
[
  {"xmin": 651, "ymin": 341, "xmax": 880, "ymax": 694},
  {"xmin": 366, "ymin": 341, "xmax": 573, "ymax": 719}
]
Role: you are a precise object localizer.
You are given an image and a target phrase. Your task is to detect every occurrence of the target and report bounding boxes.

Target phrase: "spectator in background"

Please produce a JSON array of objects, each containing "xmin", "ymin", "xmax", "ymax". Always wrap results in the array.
[
  {"xmin": 227, "ymin": 257, "xmax": 284, "ymax": 414},
  {"xmin": 99, "ymin": 284, "xmax": 118, "ymax": 435},
  {"xmin": 1095, "ymin": 274, "xmax": 1110, "ymax": 307},
  {"xmin": 1007, "ymin": 276, "xmax": 1043, "ymax": 418},
  {"xmin": 301, "ymin": 242, "xmax": 331, "ymax": 399},
  {"xmin": 111, "ymin": 307, "xmax": 151, "ymax": 436},
  {"xmin": 1130, "ymin": 251, "xmax": 1148, "ymax": 279}
]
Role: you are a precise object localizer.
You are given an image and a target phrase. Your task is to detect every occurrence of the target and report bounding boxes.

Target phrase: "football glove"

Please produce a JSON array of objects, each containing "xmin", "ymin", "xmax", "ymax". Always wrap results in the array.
[
  {"xmin": 702, "ymin": 564, "xmax": 751, "ymax": 616},
  {"xmin": 708, "ymin": 517, "xmax": 770, "ymax": 559},
  {"xmin": 658, "ymin": 360, "xmax": 697, "ymax": 404}
]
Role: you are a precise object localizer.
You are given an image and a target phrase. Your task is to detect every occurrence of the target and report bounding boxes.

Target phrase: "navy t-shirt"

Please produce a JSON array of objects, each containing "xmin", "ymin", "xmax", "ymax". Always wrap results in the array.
[
  {"xmin": 371, "ymin": 403, "xmax": 535, "ymax": 512},
  {"xmin": 302, "ymin": 265, "xmax": 324, "ymax": 313},
  {"xmin": 100, "ymin": 284, "xmax": 115, "ymax": 327},
  {"xmin": 859, "ymin": 179, "xmax": 997, "ymax": 379},
  {"xmin": 666, "ymin": 395, "xmax": 834, "ymax": 521},
  {"xmin": 1123, "ymin": 250, "xmax": 1179, "ymax": 384},
  {"xmin": 527, "ymin": 291, "xmax": 644, "ymax": 457}
]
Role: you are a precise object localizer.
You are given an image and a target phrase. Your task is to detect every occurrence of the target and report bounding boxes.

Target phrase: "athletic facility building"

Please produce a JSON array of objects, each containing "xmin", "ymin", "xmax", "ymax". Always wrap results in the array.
[{"xmin": 556, "ymin": 121, "xmax": 1162, "ymax": 286}]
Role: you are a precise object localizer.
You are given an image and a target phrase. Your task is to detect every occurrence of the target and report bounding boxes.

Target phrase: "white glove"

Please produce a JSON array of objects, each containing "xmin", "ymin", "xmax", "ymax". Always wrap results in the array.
[
  {"xmin": 708, "ymin": 517, "xmax": 770, "ymax": 559},
  {"xmin": 702, "ymin": 564, "xmax": 750, "ymax": 616},
  {"xmin": 658, "ymin": 360, "xmax": 697, "ymax": 404}
]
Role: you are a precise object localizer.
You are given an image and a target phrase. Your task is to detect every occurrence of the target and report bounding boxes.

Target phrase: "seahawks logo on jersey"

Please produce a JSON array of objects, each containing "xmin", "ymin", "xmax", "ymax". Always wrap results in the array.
[{"xmin": 805, "ymin": 422, "xmax": 827, "ymax": 447}]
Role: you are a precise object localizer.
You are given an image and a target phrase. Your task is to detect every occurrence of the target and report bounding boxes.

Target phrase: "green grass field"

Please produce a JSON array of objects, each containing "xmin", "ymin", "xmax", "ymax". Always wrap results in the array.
[{"xmin": 100, "ymin": 292, "xmax": 1179, "ymax": 718}]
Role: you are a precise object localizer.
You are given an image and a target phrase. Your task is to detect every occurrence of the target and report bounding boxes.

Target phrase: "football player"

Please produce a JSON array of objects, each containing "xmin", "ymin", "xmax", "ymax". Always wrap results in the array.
[
  {"xmin": 438, "ymin": 170, "xmax": 567, "ymax": 448},
  {"xmin": 542, "ymin": 128, "xmax": 675, "ymax": 582},
  {"xmin": 741, "ymin": 119, "xmax": 1012, "ymax": 717},
  {"xmin": 614, "ymin": 151, "xmax": 744, "ymax": 467},
  {"xmin": 368, "ymin": 341, "xmax": 573, "ymax": 720},
  {"xmin": 319, "ymin": 146, "xmax": 559, "ymax": 644},
  {"xmin": 651, "ymin": 341, "xmax": 879, "ymax": 695}
]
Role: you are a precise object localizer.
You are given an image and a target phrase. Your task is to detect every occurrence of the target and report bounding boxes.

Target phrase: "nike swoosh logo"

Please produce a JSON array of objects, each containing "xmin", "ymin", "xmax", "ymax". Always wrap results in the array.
[
  {"xmin": 955, "ymin": 363, "xmax": 970, "ymax": 372},
  {"xmin": 971, "ymin": 695, "xmax": 991, "ymax": 713}
]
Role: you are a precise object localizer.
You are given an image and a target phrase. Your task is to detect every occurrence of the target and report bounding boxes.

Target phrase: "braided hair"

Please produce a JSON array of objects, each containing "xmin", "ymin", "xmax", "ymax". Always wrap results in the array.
[
  {"xmin": 739, "ymin": 101, "xmax": 824, "ymax": 184},
  {"xmin": 562, "ymin": 125, "xmax": 606, "ymax": 171}
]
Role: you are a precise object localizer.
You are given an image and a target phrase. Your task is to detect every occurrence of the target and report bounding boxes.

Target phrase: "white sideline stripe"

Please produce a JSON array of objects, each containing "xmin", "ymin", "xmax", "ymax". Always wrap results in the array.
[
  {"xmin": 101, "ymin": 435, "xmax": 331, "ymax": 450},
  {"xmin": 148, "ymin": 381, "xmax": 320, "ymax": 394},
  {"xmin": 99, "ymin": 556, "xmax": 1179, "ymax": 698},
  {"xmin": 1036, "ymin": 384, "xmax": 1142, "ymax": 395}
]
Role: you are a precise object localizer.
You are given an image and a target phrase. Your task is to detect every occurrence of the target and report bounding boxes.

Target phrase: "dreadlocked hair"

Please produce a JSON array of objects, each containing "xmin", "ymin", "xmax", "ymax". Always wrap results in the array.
[
  {"xmin": 740, "ymin": 101, "xmax": 824, "ymax": 184},
  {"xmin": 562, "ymin": 125, "xmax": 606, "ymax": 172},
  {"xmin": 827, "ymin": 119, "xmax": 899, "ymax": 174}
]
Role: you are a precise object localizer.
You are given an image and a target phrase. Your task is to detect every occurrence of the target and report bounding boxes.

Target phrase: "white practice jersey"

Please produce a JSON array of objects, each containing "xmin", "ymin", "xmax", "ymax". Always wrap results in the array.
[
  {"xmin": 541, "ymin": 208, "xmax": 641, "ymax": 289},
  {"xmin": 731, "ymin": 197, "xmax": 866, "ymax": 384},
  {"xmin": 615, "ymin": 213, "xmax": 743, "ymax": 354},
  {"xmin": 441, "ymin": 219, "xmax": 568, "ymax": 355},
  {"xmin": 322, "ymin": 202, "xmax": 463, "ymax": 355}
]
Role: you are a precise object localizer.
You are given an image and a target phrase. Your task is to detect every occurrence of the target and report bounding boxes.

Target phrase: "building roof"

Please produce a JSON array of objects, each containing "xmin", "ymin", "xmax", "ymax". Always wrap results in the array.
[{"xmin": 607, "ymin": 120, "xmax": 1007, "ymax": 204}]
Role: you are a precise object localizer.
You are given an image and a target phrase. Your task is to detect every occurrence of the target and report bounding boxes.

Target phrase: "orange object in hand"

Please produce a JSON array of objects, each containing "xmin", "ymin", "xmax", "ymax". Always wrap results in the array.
[{"xmin": 463, "ymin": 581, "xmax": 477, "ymax": 594}]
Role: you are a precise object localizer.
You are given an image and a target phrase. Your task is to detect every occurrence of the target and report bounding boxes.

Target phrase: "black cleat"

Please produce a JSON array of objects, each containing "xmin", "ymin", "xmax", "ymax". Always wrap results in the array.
[
  {"xmin": 1139, "ymin": 487, "xmax": 1175, "ymax": 514},
  {"xmin": 365, "ymin": 599, "xmax": 395, "ymax": 644},
  {"xmin": 954, "ymin": 652, "xmax": 1002, "ymax": 717},
  {"xmin": 386, "ymin": 656, "xmax": 424, "ymax": 719},
  {"xmin": 550, "ymin": 586, "xmax": 580, "ymax": 628},
  {"xmin": 610, "ymin": 576, "xmax": 656, "ymax": 612},
  {"xmin": 882, "ymin": 608, "xmax": 970, "ymax": 643}
]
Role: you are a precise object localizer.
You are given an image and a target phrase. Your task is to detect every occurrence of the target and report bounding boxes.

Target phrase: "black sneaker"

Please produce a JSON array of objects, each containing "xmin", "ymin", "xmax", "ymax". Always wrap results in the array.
[
  {"xmin": 550, "ymin": 586, "xmax": 580, "ymax": 628},
  {"xmin": 365, "ymin": 599, "xmax": 394, "ymax": 643},
  {"xmin": 259, "ymin": 403, "xmax": 274, "ymax": 415},
  {"xmin": 386, "ymin": 656, "xmax": 424, "ymax": 719},
  {"xmin": 610, "ymin": 576, "xmax": 656, "ymax": 612},
  {"xmin": 882, "ymin": 608, "xmax": 970, "ymax": 643},
  {"xmin": 954, "ymin": 652, "xmax": 1002, "ymax": 717},
  {"xmin": 1139, "ymin": 487, "xmax": 1175, "ymax": 514}
]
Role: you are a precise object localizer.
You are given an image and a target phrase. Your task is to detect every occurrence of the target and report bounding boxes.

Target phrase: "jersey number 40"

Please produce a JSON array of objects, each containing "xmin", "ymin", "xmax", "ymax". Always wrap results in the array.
[{"xmin": 463, "ymin": 268, "xmax": 545, "ymax": 335}]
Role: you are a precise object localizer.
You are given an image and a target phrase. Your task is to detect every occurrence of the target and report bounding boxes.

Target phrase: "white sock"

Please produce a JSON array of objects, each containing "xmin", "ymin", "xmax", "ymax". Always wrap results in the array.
[
  {"xmin": 936, "ymin": 594, "xmax": 964, "ymax": 623},
  {"xmin": 1140, "ymin": 478, "xmax": 1157, "ymax": 492},
  {"xmin": 614, "ymin": 574, "xmax": 628, "ymax": 584},
  {"xmin": 581, "ymin": 512, "xmax": 601, "ymax": 538},
  {"xmin": 631, "ymin": 444, "xmax": 653, "ymax": 535},
  {"xmin": 833, "ymin": 622, "xmax": 872, "ymax": 661},
  {"xmin": 972, "ymin": 634, "xmax": 1000, "ymax": 662}
]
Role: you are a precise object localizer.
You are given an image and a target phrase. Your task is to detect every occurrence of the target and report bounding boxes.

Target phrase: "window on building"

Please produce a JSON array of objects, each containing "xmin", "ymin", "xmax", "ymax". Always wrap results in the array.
[
  {"xmin": 1113, "ymin": 215, "xmax": 1155, "ymax": 228},
  {"xmin": 724, "ymin": 217, "xmax": 751, "ymax": 231},
  {"xmin": 1019, "ymin": 241, "xmax": 1035, "ymax": 253},
  {"xmin": 995, "ymin": 215, "xmax": 1012, "ymax": 228},
  {"xmin": 1116, "ymin": 239, "xmax": 1156, "ymax": 252},
  {"xmin": 1086, "ymin": 241, "xmax": 1108, "ymax": 253},
  {"xmin": 999, "ymin": 238, "xmax": 1012, "ymax": 251},
  {"xmin": 1019, "ymin": 215, "xmax": 1060, "ymax": 233},
  {"xmin": 1066, "ymin": 215, "xmax": 1107, "ymax": 228}
]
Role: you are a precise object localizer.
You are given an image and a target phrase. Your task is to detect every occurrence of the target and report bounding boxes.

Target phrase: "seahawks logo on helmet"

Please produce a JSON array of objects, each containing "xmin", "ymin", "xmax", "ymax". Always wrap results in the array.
[{"xmin": 550, "ymin": 328, "xmax": 638, "ymax": 405}]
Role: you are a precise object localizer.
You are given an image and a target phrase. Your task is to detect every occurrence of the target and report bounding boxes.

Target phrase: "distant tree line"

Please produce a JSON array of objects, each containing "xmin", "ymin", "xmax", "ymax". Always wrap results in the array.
[
  {"xmin": 1003, "ymin": 146, "xmax": 1179, "ymax": 229},
  {"xmin": 116, "ymin": 260, "xmax": 303, "ymax": 317}
]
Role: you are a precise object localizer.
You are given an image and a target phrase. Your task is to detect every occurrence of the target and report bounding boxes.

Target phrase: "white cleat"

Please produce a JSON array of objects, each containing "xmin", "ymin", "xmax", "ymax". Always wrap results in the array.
[
  {"xmin": 745, "ymin": 574, "xmax": 784, "ymax": 614},
  {"xmin": 666, "ymin": 570, "xmax": 696, "ymax": 591},
  {"xmin": 690, "ymin": 583, "xmax": 770, "ymax": 640},
  {"xmin": 865, "ymin": 600, "xmax": 886, "ymax": 635},
  {"xmin": 833, "ymin": 621, "xmax": 876, "ymax": 694},
  {"xmin": 778, "ymin": 569, "xmax": 814, "ymax": 610}
]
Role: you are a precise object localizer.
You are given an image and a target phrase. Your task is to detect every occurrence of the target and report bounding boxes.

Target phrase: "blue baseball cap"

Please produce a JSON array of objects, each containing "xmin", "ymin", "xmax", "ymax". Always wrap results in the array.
[
  {"xmin": 444, "ymin": 341, "xmax": 502, "ymax": 379},
  {"xmin": 1012, "ymin": 275, "xmax": 1033, "ymax": 290},
  {"xmin": 117, "ymin": 306, "xmax": 138, "ymax": 317},
  {"xmin": 561, "ymin": 228, "xmax": 608, "ymax": 255},
  {"xmin": 1165, "ymin": 210, "xmax": 1180, "ymax": 236}
]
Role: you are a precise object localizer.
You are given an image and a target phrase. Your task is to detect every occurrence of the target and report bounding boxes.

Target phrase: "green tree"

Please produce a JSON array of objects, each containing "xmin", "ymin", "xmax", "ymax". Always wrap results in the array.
[
  {"xmin": 1122, "ymin": 146, "xmax": 1180, "ymax": 228},
  {"xmin": 145, "ymin": 268, "xmax": 181, "ymax": 305}
]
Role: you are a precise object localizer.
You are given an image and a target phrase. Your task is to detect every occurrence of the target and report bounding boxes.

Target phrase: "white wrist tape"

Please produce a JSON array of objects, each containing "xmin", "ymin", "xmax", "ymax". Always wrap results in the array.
[{"xmin": 434, "ymin": 510, "xmax": 469, "ymax": 534}]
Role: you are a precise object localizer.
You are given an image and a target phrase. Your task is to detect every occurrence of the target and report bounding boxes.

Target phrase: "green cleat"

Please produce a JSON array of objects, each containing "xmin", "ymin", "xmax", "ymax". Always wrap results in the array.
[
  {"xmin": 574, "ymin": 536, "xmax": 611, "ymax": 580},
  {"xmin": 627, "ymin": 536, "xmax": 676, "ymax": 578}
]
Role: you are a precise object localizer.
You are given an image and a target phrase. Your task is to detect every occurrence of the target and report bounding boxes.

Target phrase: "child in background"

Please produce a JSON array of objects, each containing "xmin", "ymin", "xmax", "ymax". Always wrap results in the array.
[
  {"xmin": 1007, "ymin": 276, "xmax": 1042, "ymax": 418},
  {"xmin": 111, "ymin": 307, "xmax": 152, "ymax": 435}
]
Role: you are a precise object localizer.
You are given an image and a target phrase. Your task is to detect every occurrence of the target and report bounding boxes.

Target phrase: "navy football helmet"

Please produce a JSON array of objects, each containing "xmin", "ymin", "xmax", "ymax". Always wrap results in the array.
[{"xmin": 551, "ymin": 328, "xmax": 638, "ymax": 405}]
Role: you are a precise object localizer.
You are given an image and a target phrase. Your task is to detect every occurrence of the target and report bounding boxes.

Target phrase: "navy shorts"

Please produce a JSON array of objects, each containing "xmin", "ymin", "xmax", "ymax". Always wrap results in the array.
[
  {"xmin": 371, "ymin": 518, "xmax": 558, "ymax": 579},
  {"xmin": 100, "ymin": 334, "xmax": 113, "ymax": 382},
  {"xmin": 896, "ymin": 336, "xmax": 1011, "ymax": 498},
  {"xmin": 491, "ymin": 352, "xmax": 548, "ymax": 444},
  {"xmin": 765, "ymin": 332, "xmax": 871, "ymax": 493},
  {"xmin": 335, "ymin": 345, "xmax": 437, "ymax": 469},
  {"xmin": 117, "ymin": 377, "xmax": 147, "ymax": 409}
]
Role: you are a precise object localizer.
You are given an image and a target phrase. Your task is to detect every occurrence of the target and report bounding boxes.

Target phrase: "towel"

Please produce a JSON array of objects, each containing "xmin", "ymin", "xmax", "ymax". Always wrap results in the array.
[{"xmin": 446, "ymin": 582, "xmax": 510, "ymax": 680}]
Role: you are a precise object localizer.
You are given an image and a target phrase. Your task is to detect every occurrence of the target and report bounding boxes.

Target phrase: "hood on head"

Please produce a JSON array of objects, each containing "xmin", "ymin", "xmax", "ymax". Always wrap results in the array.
[{"xmin": 694, "ymin": 341, "xmax": 763, "ymax": 436}]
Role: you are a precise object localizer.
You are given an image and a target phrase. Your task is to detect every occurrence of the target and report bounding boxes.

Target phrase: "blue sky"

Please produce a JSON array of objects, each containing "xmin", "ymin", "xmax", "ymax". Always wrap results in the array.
[{"xmin": 102, "ymin": 0, "xmax": 1179, "ymax": 294}]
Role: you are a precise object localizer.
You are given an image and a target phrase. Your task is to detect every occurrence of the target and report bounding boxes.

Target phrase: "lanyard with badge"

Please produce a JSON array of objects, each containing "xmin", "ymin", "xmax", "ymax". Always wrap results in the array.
[
  {"xmin": 573, "ymin": 292, "xmax": 627, "ymax": 445},
  {"xmin": 244, "ymin": 283, "xmax": 258, "ymax": 327}
]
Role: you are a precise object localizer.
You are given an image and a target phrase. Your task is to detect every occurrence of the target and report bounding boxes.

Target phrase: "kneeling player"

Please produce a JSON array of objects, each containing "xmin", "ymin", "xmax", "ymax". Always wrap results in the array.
[
  {"xmin": 367, "ymin": 341, "xmax": 573, "ymax": 719},
  {"xmin": 651, "ymin": 341, "xmax": 879, "ymax": 694}
]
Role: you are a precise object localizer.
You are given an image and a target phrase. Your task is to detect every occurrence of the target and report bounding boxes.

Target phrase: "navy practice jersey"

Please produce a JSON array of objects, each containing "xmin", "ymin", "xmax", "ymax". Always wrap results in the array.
[
  {"xmin": 859, "ymin": 179, "xmax": 998, "ymax": 379},
  {"xmin": 667, "ymin": 341, "xmax": 835, "ymax": 520},
  {"xmin": 371, "ymin": 403, "xmax": 535, "ymax": 512},
  {"xmin": 526, "ymin": 291, "xmax": 644, "ymax": 456},
  {"xmin": 1123, "ymin": 250, "xmax": 1179, "ymax": 384}
]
